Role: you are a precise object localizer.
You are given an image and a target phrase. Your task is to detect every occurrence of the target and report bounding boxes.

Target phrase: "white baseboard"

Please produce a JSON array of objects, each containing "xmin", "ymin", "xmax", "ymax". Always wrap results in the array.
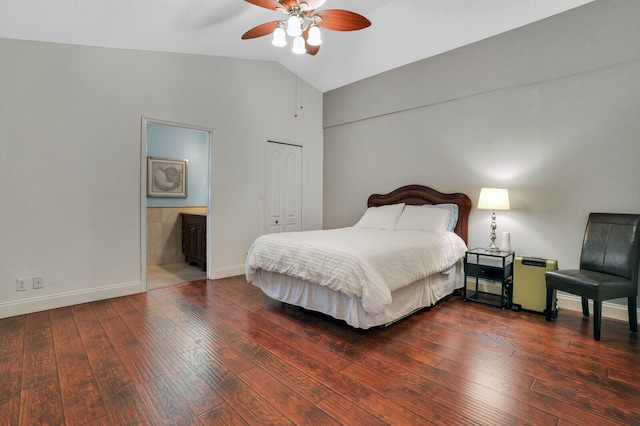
[
  {"xmin": 5, "ymin": 275, "xmax": 635, "ymax": 324},
  {"xmin": 214, "ymin": 265, "xmax": 245, "ymax": 279},
  {"xmin": 466, "ymin": 278, "xmax": 638, "ymax": 322},
  {"xmin": 556, "ymin": 293, "xmax": 638, "ymax": 323},
  {"xmin": 0, "ymin": 281, "xmax": 143, "ymax": 319}
]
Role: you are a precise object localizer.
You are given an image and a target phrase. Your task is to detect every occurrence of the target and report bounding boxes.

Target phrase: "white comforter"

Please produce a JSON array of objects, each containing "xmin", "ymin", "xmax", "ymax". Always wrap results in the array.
[{"xmin": 245, "ymin": 227, "xmax": 467, "ymax": 317}]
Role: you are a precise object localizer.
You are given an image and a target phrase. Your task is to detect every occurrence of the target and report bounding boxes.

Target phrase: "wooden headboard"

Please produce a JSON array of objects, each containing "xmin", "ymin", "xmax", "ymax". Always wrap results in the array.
[{"xmin": 367, "ymin": 184, "xmax": 472, "ymax": 244}]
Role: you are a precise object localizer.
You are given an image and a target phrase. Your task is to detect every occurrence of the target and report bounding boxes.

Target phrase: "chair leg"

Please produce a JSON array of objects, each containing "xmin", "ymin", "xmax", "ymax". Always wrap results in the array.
[
  {"xmin": 545, "ymin": 287, "xmax": 554, "ymax": 321},
  {"xmin": 593, "ymin": 301, "xmax": 602, "ymax": 341},
  {"xmin": 629, "ymin": 296, "xmax": 638, "ymax": 333},
  {"xmin": 581, "ymin": 297, "xmax": 590, "ymax": 317}
]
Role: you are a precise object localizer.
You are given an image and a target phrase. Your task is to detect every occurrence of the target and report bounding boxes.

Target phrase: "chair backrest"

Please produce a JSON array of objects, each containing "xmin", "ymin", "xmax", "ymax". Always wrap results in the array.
[{"xmin": 580, "ymin": 213, "xmax": 640, "ymax": 282}]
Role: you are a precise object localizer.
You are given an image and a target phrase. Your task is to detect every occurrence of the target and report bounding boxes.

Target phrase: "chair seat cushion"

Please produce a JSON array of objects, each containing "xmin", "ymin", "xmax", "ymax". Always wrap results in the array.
[{"xmin": 546, "ymin": 269, "xmax": 636, "ymax": 301}]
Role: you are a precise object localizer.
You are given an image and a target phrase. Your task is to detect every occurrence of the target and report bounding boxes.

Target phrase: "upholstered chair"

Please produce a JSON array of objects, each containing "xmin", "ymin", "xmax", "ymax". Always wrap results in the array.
[{"xmin": 545, "ymin": 213, "xmax": 640, "ymax": 341}]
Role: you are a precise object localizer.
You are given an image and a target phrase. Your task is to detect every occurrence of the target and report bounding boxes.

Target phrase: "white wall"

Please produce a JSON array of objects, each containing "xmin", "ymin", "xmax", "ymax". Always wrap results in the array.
[
  {"xmin": 0, "ymin": 39, "xmax": 324, "ymax": 318},
  {"xmin": 323, "ymin": 0, "xmax": 640, "ymax": 311}
]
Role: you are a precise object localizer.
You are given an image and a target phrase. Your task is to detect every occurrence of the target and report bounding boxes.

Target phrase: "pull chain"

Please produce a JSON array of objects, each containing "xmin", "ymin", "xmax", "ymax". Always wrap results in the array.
[
  {"xmin": 294, "ymin": 56, "xmax": 304, "ymax": 118},
  {"xmin": 294, "ymin": 74, "xmax": 299, "ymax": 117}
]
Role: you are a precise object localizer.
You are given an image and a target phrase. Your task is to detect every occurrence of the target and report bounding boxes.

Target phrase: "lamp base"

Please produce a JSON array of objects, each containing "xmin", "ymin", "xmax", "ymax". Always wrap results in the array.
[
  {"xmin": 486, "ymin": 242, "xmax": 500, "ymax": 252},
  {"xmin": 487, "ymin": 209, "xmax": 499, "ymax": 251}
]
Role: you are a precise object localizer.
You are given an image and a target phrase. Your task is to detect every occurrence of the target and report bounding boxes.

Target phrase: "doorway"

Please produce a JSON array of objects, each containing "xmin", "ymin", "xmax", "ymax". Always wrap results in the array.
[{"xmin": 141, "ymin": 118, "xmax": 213, "ymax": 290}]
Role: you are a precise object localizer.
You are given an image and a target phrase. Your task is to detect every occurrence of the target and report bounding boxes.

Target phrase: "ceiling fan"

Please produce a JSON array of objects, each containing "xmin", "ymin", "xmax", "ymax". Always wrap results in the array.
[{"xmin": 241, "ymin": 0, "xmax": 371, "ymax": 55}]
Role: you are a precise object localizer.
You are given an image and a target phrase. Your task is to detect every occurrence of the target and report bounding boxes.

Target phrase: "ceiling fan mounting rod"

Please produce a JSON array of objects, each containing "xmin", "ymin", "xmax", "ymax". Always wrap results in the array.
[
  {"xmin": 287, "ymin": 6, "xmax": 304, "ymax": 19},
  {"xmin": 283, "ymin": 6, "xmax": 315, "ymax": 32}
]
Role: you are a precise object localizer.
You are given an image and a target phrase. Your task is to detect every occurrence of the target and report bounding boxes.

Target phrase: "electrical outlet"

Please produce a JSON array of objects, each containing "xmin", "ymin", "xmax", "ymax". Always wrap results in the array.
[
  {"xmin": 33, "ymin": 276, "xmax": 44, "ymax": 289},
  {"xmin": 16, "ymin": 278, "xmax": 27, "ymax": 291}
]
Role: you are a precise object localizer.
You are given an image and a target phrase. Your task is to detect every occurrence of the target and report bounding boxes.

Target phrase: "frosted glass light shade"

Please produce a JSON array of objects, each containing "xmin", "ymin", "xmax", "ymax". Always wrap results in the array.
[
  {"xmin": 272, "ymin": 27, "xmax": 287, "ymax": 47},
  {"xmin": 292, "ymin": 36, "xmax": 306, "ymax": 54},
  {"xmin": 477, "ymin": 188, "xmax": 510, "ymax": 210},
  {"xmin": 307, "ymin": 25, "xmax": 322, "ymax": 46},
  {"xmin": 286, "ymin": 15, "xmax": 302, "ymax": 37}
]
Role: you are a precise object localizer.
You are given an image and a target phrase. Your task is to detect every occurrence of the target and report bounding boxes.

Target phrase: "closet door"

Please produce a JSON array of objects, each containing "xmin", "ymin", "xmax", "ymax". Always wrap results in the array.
[{"xmin": 264, "ymin": 141, "xmax": 302, "ymax": 234}]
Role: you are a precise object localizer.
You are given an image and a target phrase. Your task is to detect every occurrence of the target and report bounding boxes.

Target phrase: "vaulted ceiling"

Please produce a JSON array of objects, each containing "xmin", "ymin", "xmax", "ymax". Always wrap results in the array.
[{"xmin": 1, "ymin": 0, "xmax": 595, "ymax": 92}]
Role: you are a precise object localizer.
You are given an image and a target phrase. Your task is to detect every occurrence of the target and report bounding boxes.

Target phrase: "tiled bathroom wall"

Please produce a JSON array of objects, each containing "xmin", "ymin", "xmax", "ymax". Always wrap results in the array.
[{"xmin": 146, "ymin": 206, "xmax": 207, "ymax": 267}]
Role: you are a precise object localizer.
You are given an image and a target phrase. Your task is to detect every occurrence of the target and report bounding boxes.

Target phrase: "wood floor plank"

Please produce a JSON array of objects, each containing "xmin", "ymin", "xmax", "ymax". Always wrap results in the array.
[
  {"xmin": 212, "ymin": 293, "xmax": 355, "ymax": 372},
  {"xmin": 0, "ymin": 315, "xmax": 25, "ymax": 351},
  {"xmin": 185, "ymin": 347, "xmax": 294, "ymax": 425},
  {"xmin": 72, "ymin": 303, "xmax": 156, "ymax": 424},
  {"xmin": 222, "ymin": 329, "xmax": 334, "ymax": 405},
  {"xmin": 109, "ymin": 293, "xmax": 191, "ymax": 349},
  {"xmin": 19, "ymin": 311, "xmax": 65, "ymax": 424},
  {"xmin": 1, "ymin": 277, "xmax": 638, "ymax": 425},
  {"xmin": 50, "ymin": 308, "xmax": 107, "ymax": 425},
  {"xmin": 92, "ymin": 299, "xmax": 165, "ymax": 384},
  {"xmin": 410, "ymin": 303, "xmax": 640, "ymax": 410},
  {"xmin": 0, "ymin": 315, "xmax": 24, "ymax": 425},
  {"xmin": 315, "ymin": 393, "xmax": 391, "ymax": 426},
  {"xmin": 198, "ymin": 403, "xmax": 249, "ymax": 425},
  {"xmin": 432, "ymin": 360, "xmax": 560, "ymax": 425},
  {"xmin": 268, "ymin": 342, "xmax": 430, "ymax": 425},
  {"xmin": 238, "ymin": 366, "xmax": 341, "ymax": 425},
  {"xmin": 21, "ymin": 311, "xmax": 58, "ymax": 389},
  {"xmin": 107, "ymin": 296, "xmax": 227, "ymax": 416},
  {"xmin": 448, "ymin": 347, "xmax": 640, "ymax": 423},
  {"xmin": 531, "ymin": 377, "xmax": 640, "ymax": 424},
  {"xmin": 607, "ymin": 366, "xmax": 640, "ymax": 390},
  {"xmin": 174, "ymin": 305, "xmax": 257, "ymax": 377},
  {"xmin": 49, "ymin": 307, "xmax": 81, "ymax": 342},
  {"xmin": 19, "ymin": 378, "xmax": 64, "ymax": 425},
  {"xmin": 135, "ymin": 373, "xmax": 200, "ymax": 426},
  {"xmin": 0, "ymin": 396, "xmax": 20, "ymax": 426},
  {"xmin": 100, "ymin": 383, "xmax": 157, "ymax": 426},
  {"xmin": 339, "ymin": 361, "xmax": 457, "ymax": 424}
]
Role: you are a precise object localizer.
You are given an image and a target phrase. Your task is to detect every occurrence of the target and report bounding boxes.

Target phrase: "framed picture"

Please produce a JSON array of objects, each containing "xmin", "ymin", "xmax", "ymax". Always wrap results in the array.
[{"xmin": 147, "ymin": 157, "xmax": 188, "ymax": 198}]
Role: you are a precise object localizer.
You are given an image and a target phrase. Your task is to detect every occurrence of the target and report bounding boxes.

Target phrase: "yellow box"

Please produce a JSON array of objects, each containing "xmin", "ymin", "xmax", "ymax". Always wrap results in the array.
[{"xmin": 513, "ymin": 257, "xmax": 558, "ymax": 315}]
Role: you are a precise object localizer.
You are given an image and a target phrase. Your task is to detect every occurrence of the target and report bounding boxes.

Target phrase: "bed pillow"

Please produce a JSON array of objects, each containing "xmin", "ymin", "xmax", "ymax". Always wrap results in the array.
[
  {"xmin": 395, "ymin": 204, "xmax": 450, "ymax": 233},
  {"xmin": 354, "ymin": 203, "xmax": 405, "ymax": 230},
  {"xmin": 426, "ymin": 203, "xmax": 459, "ymax": 232}
]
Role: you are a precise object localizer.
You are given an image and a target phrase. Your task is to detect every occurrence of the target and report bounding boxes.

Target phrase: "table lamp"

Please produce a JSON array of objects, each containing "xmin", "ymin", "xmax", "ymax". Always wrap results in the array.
[{"xmin": 477, "ymin": 188, "xmax": 510, "ymax": 251}]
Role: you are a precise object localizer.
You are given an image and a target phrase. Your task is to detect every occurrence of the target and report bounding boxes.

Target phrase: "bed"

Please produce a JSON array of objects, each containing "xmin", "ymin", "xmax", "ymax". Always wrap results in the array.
[{"xmin": 245, "ymin": 185, "xmax": 472, "ymax": 329}]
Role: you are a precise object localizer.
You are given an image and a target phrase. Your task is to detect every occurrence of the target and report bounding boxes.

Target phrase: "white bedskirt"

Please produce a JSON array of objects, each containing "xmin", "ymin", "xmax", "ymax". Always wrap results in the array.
[{"xmin": 250, "ymin": 259, "xmax": 464, "ymax": 329}]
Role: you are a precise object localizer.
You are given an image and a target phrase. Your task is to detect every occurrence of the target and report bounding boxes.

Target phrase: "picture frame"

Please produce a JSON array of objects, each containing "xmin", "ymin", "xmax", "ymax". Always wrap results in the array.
[{"xmin": 147, "ymin": 157, "xmax": 188, "ymax": 198}]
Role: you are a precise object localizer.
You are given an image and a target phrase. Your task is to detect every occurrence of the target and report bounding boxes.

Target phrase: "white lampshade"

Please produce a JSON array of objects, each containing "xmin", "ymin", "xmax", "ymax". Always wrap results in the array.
[
  {"xmin": 272, "ymin": 26, "xmax": 287, "ymax": 47},
  {"xmin": 307, "ymin": 25, "xmax": 322, "ymax": 46},
  {"xmin": 477, "ymin": 188, "xmax": 510, "ymax": 210},
  {"xmin": 286, "ymin": 15, "xmax": 302, "ymax": 37},
  {"xmin": 292, "ymin": 36, "xmax": 306, "ymax": 54}
]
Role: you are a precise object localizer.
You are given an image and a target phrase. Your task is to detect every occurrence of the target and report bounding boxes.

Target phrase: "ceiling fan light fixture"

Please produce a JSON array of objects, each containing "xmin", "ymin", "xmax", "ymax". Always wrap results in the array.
[
  {"xmin": 272, "ymin": 25, "xmax": 287, "ymax": 47},
  {"xmin": 292, "ymin": 36, "xmax": 306, "ymax": 54},
  {"xmin": 242, "ymin": 2, "xmax": 370, "ymax": 56},
  {"xmin": 307, "ymin": 25, "xmax": 322, "ymax": 46},
  {"xmin": 286, "ymin": 15, "xmax": 302, "ymax": 37}
]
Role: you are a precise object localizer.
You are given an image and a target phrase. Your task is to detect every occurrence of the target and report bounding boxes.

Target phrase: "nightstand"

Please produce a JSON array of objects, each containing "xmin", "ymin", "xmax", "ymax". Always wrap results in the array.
[{"xmin": 464, "ymin": 248, "xmax": 515, "ymax": 309}]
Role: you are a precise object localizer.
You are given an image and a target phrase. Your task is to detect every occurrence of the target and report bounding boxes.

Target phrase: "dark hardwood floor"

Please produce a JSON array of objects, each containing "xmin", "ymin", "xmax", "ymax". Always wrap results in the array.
[{"xmin": 1, "ymin": 276, "xmax": 639, "ymax": 425}]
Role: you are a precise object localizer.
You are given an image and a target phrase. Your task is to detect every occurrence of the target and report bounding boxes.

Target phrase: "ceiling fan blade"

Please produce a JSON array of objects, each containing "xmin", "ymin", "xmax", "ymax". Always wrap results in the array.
[
  {"xmin": 300, "ymin": 0, "xmax": 326, "ymax": 10},
  {"xmin": 314, "ymin": 10, "xmax": 371, "ymax": 31},
  {"xmin": 241, "ymin": 21, "xmax": 280, "ymax": 39},
  {"xmin": 244, "ymin": 0, "xmax": 283, "ymax": 11},
  {"xmin": 306, "ymin": 44, "xmax": 320, "ymax": 56},
  {"xmin": 280, "ymin": 0, "xmax": 299, "ymax": 8}
]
